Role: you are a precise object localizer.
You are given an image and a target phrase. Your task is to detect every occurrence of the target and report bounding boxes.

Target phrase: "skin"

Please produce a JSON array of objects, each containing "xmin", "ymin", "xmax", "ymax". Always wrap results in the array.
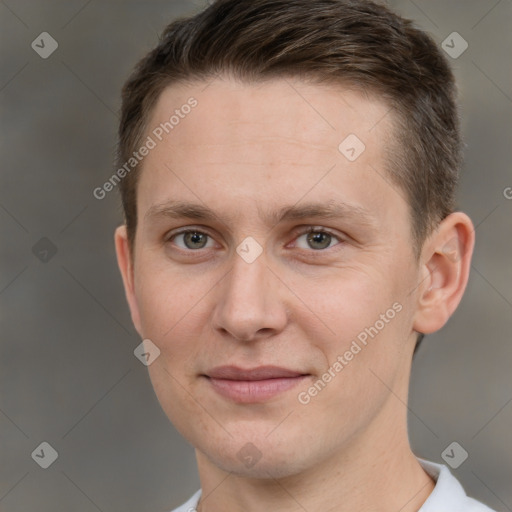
[{"xmin": 115, "ymin": 77, "xmax": 474, "ymax": 512}]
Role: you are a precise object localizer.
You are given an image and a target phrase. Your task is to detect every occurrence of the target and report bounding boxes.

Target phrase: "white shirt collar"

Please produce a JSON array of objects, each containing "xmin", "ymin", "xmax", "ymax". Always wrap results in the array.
[{"xmin": 417, "ymin": 458, "xmax": 495, "ymax": 511}]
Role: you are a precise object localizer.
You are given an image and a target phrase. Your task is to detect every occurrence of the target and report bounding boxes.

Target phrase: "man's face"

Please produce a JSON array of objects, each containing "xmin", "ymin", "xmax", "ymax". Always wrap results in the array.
[{"xmin": 120, "ymin": 78, "xmax": 423, "ymax": 477}]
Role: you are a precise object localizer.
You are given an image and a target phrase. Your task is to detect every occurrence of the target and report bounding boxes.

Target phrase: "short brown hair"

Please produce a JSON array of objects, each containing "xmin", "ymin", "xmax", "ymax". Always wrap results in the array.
[{"xmin": 117, "ymin": 0, "xmax": 462, "ymax": 258}]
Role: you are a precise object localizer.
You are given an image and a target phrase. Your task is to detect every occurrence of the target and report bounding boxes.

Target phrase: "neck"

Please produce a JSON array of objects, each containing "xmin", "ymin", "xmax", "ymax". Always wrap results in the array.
[{"xmin": 195, "ymin": 361, "xmax": 434, "ymax": 512}]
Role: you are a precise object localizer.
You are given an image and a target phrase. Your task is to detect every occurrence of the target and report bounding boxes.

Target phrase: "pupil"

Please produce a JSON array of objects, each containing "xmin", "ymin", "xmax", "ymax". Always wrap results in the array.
[
  {"xmin": 308, "ymin": 231, "xmax": 331, "ymax": 250},
  {"xmin": 186, "ymin": 231, "xmax": 206, "ymax": 248}
]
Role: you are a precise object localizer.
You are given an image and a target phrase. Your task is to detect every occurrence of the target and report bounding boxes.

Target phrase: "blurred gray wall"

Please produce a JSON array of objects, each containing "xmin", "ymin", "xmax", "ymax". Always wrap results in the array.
[{"xmin": 1, "ymin": 1, "xmax": 511, "ymax": 511}]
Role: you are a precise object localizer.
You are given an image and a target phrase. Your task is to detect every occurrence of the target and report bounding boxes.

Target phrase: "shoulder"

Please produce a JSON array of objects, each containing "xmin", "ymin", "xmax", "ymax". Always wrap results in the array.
[
  {"xmin": 168, "ymin": 489, "xmax": 201, "ymax": 512},
  {"xmin": 418, "ymin": 458, "xmax": 497, "ymax": 512}
]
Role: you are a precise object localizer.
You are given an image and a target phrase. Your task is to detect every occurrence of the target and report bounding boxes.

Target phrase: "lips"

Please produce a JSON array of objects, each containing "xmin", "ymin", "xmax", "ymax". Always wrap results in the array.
[
  {"xmin": 207, "ymin": 365, "xmax": 305, "ymax": 380},
  {"xmin": 204, "ymin": 365, "xmax": 309, "ymax": 403}
]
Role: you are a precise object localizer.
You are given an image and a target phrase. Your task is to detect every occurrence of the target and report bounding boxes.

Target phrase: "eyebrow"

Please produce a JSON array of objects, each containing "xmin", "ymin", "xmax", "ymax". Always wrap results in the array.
[{"xmin": 143, "ymin": 199, "xmax": 377, "ymax": 229}]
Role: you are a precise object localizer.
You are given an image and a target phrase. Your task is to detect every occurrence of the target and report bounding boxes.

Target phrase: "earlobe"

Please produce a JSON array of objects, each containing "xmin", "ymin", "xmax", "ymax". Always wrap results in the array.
[
  {"xmin": 114, "ymin": 225, "xmax": 143, "ymax": 336},
  {"xmin": 413, "ymin": 212, "xmax": 475, "ymax": 335}
]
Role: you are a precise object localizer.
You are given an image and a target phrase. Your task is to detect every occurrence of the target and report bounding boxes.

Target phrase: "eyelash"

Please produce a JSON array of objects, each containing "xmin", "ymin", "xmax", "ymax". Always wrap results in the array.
[{"xmin": 166, "ymin": 226, "xmax": 344, "ymax": 253}]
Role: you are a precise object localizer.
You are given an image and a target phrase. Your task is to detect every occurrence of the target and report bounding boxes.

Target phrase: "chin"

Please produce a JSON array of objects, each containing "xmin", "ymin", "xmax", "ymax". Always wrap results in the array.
[
  {"xmin": 197, "ymin": 429, "xmax": 318, "ymax": 479},
  {"xmin": 207, "ymin": 448, "xmax": 307, "ymax": 479}
]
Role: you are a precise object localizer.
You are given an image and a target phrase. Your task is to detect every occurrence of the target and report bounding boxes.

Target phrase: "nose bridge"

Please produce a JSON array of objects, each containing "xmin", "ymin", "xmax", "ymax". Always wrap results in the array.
[
  {"xmin": 212, "ymin": 245, "xmax": 286, "ymax": 340},
  {"xmin": 225, "ymin": 248, "xmax": 269, "ymax": 312}
]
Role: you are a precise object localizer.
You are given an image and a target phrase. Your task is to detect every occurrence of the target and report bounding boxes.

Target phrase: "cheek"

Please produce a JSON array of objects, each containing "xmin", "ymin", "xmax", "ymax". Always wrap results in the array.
[
  {"xmin": 296, "ymin": 267, "xmax": 399, "ymax": 345},
  {"xmin": 134, "ymin": 263, "xmax": 207, "ymax": 362},
  {"xmin": 293, "ymin": 265, "xmax": 410, "ymax": 396},
  {"xmin": 133, "ymin": 266, "xmax": 213, "ymax": 433},
  {"xmin": 135, "ymin": 251, "xmax": 194, "ymax": 328},
  {"xmin": 292, "ymin": 285, "xmax": 407, "ymax": 437}
]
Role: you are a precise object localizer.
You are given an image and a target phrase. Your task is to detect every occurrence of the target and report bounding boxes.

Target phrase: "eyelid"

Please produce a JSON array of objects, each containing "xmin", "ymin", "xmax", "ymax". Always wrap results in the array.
[
  {"xmin": 291, "ymin": 225, "xmax": 343, "ymax": 238},
  {"xmin": 166, "ymin": 225, "xmax": 214, "ymax": 241}
]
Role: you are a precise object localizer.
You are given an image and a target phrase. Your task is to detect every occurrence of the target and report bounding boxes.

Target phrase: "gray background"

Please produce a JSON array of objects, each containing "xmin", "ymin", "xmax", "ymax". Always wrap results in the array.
[{"xmin": 1, "ymin": 1, "xmax": 511, "ymax": 511}]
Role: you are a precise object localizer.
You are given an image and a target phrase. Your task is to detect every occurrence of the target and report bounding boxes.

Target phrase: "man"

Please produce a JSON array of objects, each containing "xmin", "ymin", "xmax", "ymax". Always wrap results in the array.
[{"xmin": 114, "ymin": 0, "xmax": 495, "ymax": 510}]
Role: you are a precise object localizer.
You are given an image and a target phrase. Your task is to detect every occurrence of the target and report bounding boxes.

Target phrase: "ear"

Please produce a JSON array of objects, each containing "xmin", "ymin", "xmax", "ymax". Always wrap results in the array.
[
  {"xmin": 114, "ymin": 225, "xmax": 143, "ymax": 337},
  {"xmin": 413, "ymin": 212, "xmax": 475, "ymax": 335}
]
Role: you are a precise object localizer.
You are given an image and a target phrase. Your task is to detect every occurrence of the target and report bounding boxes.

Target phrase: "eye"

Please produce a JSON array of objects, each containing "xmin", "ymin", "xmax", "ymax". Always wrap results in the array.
[
  {"xmin": 166, "ymin": 226, "xmax": 344, "ymax": 254},
  {"xmin": 293, "ymin": 227, "xmax": 343, "ymax": 251},
  {"xmin": 169, "ymin": 229, "xmax": 215, "ymax": 250}
]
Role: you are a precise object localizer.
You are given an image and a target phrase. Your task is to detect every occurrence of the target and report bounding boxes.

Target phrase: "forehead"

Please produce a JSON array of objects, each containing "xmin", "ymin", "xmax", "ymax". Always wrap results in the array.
[
  {"xmin": 136, "ymin": 77, "xmax": 406, "ymax": 233},
  {"xmin": 148, "ymin": 78, "xmax": 393, "ymax": 153}
]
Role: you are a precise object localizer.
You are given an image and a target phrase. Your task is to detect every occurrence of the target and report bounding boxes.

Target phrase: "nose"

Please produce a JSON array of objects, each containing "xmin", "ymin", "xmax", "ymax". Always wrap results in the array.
[{"xmin": 211, "ymin": 249, "xmax": 288, "ymax": 342}]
